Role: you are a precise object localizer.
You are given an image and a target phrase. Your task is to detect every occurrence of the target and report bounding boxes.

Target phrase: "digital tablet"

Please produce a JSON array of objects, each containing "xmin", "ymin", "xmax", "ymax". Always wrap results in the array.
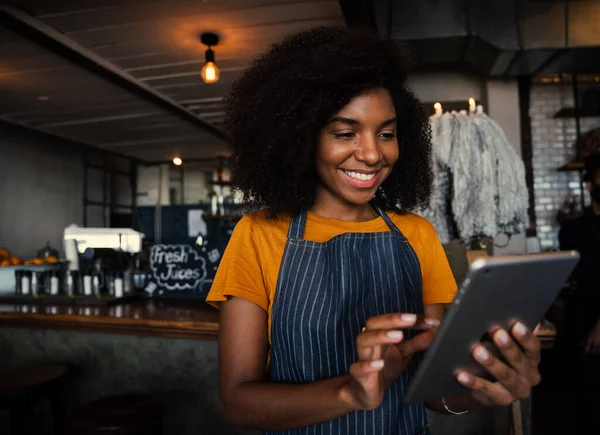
[{"xmin": 404, "ymin": 251, "xmax": 579, "ymax": 404}]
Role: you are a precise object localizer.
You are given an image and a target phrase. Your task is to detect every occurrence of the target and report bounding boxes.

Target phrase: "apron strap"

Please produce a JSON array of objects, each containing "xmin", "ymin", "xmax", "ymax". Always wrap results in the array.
[
  {"xmin": 287, "ymin": 211, "xmax": 308, "ymax": 240},
  {"xmin": 372, "ymin": 203, "xmax": 402, "ymax": 234}
]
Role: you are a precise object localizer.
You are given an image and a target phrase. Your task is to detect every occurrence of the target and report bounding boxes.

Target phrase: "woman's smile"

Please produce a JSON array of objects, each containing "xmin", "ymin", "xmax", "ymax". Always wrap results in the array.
[
  {"xmin": 339, "ymin": 169, "xmax": 381, "ymax": 189},
  {"xmin": 312, "ymin": 88, "xmax": 399, "ymax": 220}
]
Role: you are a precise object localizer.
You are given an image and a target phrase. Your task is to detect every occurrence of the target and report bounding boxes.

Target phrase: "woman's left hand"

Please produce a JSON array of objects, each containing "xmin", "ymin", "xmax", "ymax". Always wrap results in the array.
[{"xmin": 456, "ymin": 322, "xmax": 541, "ymax": 407}]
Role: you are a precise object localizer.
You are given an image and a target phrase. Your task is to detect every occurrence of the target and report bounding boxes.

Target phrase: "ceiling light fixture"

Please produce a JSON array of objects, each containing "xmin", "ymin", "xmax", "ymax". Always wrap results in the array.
[
  {"xmin": 173, "ymin": 157, "xmax": 183, "ymax": 166},
  {"xmin": 200, "ymin": 32, "xmax": 220, "ymax": 84}
]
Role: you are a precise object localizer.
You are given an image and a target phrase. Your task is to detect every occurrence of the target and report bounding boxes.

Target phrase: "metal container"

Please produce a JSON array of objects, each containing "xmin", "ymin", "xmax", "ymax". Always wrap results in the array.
[{"xmin": 0, "ymin": 262, "xmax": 67, "ymax": 295}]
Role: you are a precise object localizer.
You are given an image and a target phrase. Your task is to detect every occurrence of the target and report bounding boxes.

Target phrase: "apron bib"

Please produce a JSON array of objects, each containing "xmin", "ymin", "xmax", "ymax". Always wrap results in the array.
[{"xmin": 267, "ymin": 207, "xmax": 429, "ymax": 435}]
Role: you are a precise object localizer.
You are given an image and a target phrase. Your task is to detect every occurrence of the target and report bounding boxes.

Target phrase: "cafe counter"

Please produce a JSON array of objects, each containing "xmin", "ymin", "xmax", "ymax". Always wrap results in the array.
[
  {"xmin": 0, "ymin": 298, "xmax": 557, "ymax": 435},
  {"xmin": 0, "ymin": 299, "xmax": 219, "ymax": 340},
  {"xmin": 0, "ymin": 298, "xmax": 557, "ymax": 344},
  {"xmin": 0, "ymin": 299, "xmax": 240, "ymax": 435}
]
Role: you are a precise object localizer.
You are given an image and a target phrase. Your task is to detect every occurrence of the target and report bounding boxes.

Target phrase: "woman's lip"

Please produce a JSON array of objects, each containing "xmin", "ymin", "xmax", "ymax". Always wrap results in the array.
[
  {"xmin": 342, "ymin": 169, "xmax": 378, "ymax": 174},
  {"xmin": 339, "ymin": 169, "xmax": 380, "ymax": 189}
]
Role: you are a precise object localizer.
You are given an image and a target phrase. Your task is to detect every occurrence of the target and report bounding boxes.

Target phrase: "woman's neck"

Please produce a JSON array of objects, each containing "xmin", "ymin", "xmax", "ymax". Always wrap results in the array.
[{"xmin": 310, "ymin": 189, "xmax": 378, "ymax": 222}]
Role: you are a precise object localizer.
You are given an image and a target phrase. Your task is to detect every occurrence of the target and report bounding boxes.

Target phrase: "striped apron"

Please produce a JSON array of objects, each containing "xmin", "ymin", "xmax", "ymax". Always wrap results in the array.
[{"xmin": 268, "ymin": 207, "xmax": 429, "ymax": 435}]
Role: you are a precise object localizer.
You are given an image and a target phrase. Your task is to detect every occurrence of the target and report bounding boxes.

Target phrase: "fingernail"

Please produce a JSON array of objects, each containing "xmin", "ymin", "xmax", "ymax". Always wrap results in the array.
[
  {"xmin": 496, "ymin": 330, "xmax": 510, "ymax": 345},
  {"xmin": 371, "ymin": 360, "xmax": 384, "ymax": 369},
  {"xmin": 457, "ymin": 372, "xmax": 470, "ymax": 384},
  {"xmin": 475, "ymin": 346, "xmax": 490, "ymax": 361},
  {"xmin": 387, "ymin": 330, "xmax": 404, "ymax": 340},
  {"xmin": 401, "ymin": 313, "xmax": 417, "ymax": 322},
  {"xmin": 514, "ymin": 322, "xmax": 527, "ymax": 337},
  {"xmin": 425, "ymin": 318, "xmax": 440, "ymax": 327}
]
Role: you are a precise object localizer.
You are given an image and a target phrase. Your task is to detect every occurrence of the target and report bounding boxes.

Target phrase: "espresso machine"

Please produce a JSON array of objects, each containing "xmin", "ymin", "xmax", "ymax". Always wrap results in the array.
[{"xmin": 63, "ymin": 225, "xmax": 146, "ymax": 297}]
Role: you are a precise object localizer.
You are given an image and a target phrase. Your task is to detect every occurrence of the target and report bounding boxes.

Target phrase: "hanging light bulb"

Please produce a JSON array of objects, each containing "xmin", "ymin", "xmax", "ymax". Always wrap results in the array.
[
  {"xmin": 200, "ymin": 32, "xmax": 220, "ymax": 84},
  {"xmin": 173, "ymin": 157, "xmax": 183, "ymax": 166},
  {"xmin": 201, "ymin": 54, "xmax": 219, "ymax": 83},
  {"xmin": 468, "ymin": 98, "xmax": 476, "ymax": 114}
]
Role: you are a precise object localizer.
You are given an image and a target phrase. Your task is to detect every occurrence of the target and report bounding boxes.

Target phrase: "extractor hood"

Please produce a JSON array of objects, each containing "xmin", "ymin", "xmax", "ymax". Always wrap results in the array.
[{"xmin": 372, "ymin": 0, "xmax": 600, "ymax": 77}]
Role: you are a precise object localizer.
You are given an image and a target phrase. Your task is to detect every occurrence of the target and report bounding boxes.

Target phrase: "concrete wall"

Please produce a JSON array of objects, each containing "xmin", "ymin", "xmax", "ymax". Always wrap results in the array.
[
  {"xmin": 407, "ymin": 72, "xmax": 484, "ymax": 103},
  {"xmin": 0, "ymin": 328, "xmax": 252, "ymax": 435},
  {"xmin": 487, "ymin": 80, "xmax": 527, "ymax": 255},
  {"xmin": 0, "ymin": 124, "xmax": 102, "ymax": 259}
]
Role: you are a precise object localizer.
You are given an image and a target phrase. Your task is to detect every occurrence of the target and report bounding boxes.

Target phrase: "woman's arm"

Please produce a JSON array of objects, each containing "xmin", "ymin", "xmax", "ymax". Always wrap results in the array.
[
  {"xmin": 218, "ymin": 297, "xmax": 435, "ymax": 430},
  {"xmin": 218, "ymin": 297, "xmax": 359, "ymax": 430}
]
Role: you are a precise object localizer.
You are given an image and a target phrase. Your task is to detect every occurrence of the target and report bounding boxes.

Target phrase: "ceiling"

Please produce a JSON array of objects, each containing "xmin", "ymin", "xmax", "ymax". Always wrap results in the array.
[
  {"xmin": 1, "ymin": 0, "xmax": 599, "ymax": 164},
  {"xmin": 0, "ymin": 0, "xmax": 344, "ymax": 162}
]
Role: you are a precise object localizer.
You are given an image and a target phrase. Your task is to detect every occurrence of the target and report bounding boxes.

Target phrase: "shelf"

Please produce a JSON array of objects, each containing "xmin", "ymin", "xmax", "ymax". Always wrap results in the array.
[
  {"xmin": 553, "ymin": 108, "xmax": 600, "ymax": 118},
  {"xmin": 557, "ymin": 161, "xmax": 585, "ymax": 172}
]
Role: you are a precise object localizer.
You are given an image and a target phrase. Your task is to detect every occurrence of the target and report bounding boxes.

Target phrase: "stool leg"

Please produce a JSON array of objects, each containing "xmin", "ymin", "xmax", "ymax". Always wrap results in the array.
[
  {"xmin": 9, "ymin": 401, "xmax": 28, "ymax": 435},
  {"xmin": 50, "ymin": 393, "xmax": 67, "ymax": 435}
]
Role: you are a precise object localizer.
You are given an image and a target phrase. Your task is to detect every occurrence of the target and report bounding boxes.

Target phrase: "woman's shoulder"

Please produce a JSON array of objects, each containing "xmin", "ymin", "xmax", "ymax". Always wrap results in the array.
[
  {"xmin": 388, "ymin": 210, "xmax": 436, "ymax": 233},
  {"xmin": 236, "ymin": 209, "xmax": 292, "ymax": 238},
  {"xmin": 387, "ymin": 210, "xmax": 440, "ymax": 249}
]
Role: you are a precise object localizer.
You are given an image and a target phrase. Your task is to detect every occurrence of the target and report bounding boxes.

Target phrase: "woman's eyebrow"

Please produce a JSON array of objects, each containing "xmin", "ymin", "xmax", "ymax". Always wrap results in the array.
[
  {"xmin": 328, "ymin": 117, "xmax": 397, "ymax": 128},
  {"xmin": 379, "ymin": 118, "xmax": 397, "ymax": 128},
  {"xmin": 328, "ymin": 116, "xmax": 359, "ymax": 126}
]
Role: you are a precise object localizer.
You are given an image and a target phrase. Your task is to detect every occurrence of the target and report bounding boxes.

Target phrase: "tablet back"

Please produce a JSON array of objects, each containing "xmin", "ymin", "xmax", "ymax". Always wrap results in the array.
[{"xmin": 404, "ymin": 251, "xmax": 579, "ymax": 404}]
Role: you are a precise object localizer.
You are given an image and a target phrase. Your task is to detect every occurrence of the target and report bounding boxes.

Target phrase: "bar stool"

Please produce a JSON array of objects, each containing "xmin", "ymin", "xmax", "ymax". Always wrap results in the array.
[
  {"xmin": 67, "ymin": 394, "xmax": 164, "ymax": 435},
  {"xmin": 0, "ymin": 362, "xmax": 70, "ymax": 435}
]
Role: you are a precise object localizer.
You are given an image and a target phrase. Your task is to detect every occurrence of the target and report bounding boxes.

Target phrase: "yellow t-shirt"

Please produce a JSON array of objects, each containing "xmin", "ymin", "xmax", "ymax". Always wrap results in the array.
[{"xmin": 207, "ymin": 210, "xmax": 457, "ymax": 340}]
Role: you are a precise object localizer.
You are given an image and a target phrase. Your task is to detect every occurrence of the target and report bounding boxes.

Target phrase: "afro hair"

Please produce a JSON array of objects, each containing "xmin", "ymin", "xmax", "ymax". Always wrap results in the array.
[{"xmin": 225, "ymin": 26, "xmax": 432, "ymax": 216}]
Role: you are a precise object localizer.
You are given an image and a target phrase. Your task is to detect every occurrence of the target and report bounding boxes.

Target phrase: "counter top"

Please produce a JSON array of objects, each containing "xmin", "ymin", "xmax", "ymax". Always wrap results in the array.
[
  {"xmin": 0, "ymin": 298, "xmax": 557, "ymax": 345},
  {"xmin": 0, "ymin": 299, "xmax": 219, "ymax": 340}
]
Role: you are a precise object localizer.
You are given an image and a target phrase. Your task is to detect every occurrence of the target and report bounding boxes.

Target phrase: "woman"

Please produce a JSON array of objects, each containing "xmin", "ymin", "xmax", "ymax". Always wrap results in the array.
[{"xmin": 207, "ymin": 27, "xmax": 541, "ymax": 434}]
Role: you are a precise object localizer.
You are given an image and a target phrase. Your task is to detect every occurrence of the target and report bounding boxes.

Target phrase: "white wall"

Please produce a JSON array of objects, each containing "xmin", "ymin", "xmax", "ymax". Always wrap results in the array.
[{"xmin": 530, "ymin": 83, "xmax": 600, "ymax": 249}]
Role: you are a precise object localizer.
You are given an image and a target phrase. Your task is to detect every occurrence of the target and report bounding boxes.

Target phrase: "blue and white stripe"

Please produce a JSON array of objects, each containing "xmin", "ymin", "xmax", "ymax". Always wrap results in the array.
[{"xmin": 268, "ymin": 207, "xmax": 428, "ymax": 435}]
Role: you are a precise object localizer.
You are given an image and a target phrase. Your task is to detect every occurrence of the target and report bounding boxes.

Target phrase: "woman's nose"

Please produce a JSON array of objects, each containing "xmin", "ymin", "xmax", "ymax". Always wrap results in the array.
[{"xmin": 354, "ymin": 135, "xmax": 381, "ymax": 165}]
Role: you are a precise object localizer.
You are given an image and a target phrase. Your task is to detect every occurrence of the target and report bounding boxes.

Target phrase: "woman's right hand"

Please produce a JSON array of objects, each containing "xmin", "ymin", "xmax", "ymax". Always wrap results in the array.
[{"xmin": 341, "ymin": 313, "xmax": 438, "ymax": 411}]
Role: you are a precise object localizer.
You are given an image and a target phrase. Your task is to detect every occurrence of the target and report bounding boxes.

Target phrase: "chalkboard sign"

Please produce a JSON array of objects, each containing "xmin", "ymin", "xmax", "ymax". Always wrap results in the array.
[{"xmin": 145, "ymin": 244, "xmax": 222, "ymax": 299}]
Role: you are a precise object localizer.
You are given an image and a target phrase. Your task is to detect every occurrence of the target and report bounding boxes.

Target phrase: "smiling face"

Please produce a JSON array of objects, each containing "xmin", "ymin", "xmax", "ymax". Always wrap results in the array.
[{"xmin": 312, "ymin": 88, "xmax": 399, "ymax": 220}]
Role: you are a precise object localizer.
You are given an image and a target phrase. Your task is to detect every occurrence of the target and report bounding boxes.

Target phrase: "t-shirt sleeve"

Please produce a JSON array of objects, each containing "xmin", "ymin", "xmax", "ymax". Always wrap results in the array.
[
  {"xmin": 205, "ymin": 216, "xmax": 269, "ymax": 311},
  {"xmin": 419, "ymin": 219, "xmax": 458, "ymax": 305}
]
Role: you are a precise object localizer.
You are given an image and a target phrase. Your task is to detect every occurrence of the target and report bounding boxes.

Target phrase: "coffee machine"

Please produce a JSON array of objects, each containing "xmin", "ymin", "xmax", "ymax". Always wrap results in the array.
[{"xmin": 63, "ymin": 225, "xmax": 145, "ymax": 297}]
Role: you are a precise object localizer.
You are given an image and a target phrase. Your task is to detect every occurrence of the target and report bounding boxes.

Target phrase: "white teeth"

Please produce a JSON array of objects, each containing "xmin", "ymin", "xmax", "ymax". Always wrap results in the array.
[{"xmin": 344, "ymin": 170, "xmax": 375, "ymax": 181}]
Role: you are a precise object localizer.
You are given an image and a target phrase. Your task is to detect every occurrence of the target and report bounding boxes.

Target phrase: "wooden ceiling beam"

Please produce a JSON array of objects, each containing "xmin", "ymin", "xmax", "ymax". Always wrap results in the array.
[{"xmin": 0, "ymin": 5, "xmax": 227, "ymax": 141}]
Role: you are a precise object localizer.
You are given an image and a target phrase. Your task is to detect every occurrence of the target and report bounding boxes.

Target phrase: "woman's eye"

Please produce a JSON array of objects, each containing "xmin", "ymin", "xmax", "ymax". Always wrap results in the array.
[
  {"xmin": 379, "ymin": 132, "xmax": 396, "ymax": 140},
  {"xmin": 333, "ymin": 132, "xmax": 356, "ymax": 139}
]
